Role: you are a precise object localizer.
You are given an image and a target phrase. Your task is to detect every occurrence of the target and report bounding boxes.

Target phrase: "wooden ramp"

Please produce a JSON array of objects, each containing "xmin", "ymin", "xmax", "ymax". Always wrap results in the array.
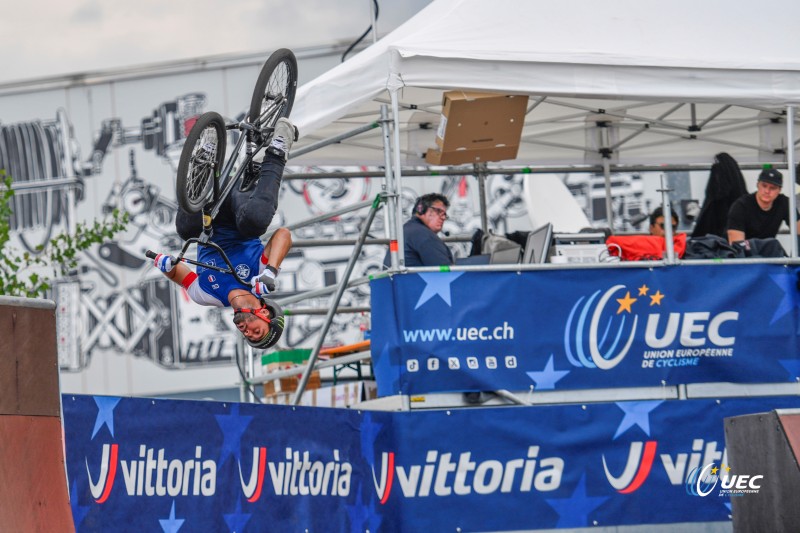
[
  {"xmin": 725, "ymin": 409, "xmax": 800, "ymax": 532},
  {"xmin": 0, "ymin": 296, "xmax": 74, "ymax": 532}
]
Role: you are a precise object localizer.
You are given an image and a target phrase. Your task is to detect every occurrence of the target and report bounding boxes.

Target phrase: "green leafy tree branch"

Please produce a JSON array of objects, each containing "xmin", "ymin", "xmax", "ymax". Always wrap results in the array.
[{"xmin": 0, "ymin": 171, "xmax": 129, "ymax": 297}]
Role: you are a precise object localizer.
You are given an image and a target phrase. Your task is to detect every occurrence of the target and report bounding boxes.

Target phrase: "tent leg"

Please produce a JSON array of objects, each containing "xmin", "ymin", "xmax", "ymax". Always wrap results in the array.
[
  {"xmin": 602, "ymin": 158, "xmax": 614, "ymax": 231},
  {"xmin": 246, "ymin": 345, "xmax": 256, "ymax": 403},
  {"xmin": 659, "ymin": 173, "xmax": 676, "ymax": 264},
  {"xmin": 787, "ymin": 105, "xmax": 797, "ymax": 258},
  {"xmin": 379, "ymin": 104, "xmax": 400, "ymax": 270},
  {"xmin": 390, "ymin": 89, "xmax": 406, "ymax": 268},
  {"xmin": 474, "ymin": 163, "xmax": 489, "ymax": 235}
]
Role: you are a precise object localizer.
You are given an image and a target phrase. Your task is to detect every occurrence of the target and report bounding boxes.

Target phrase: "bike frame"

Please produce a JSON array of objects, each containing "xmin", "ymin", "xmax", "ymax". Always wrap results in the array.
[
  {"xmin": 147, "ymin": 88, "xmax": 289, "ymax": 290},
  {"xmin": 205, "ymin": 95, "xmax": 285, "ymax": 224}
]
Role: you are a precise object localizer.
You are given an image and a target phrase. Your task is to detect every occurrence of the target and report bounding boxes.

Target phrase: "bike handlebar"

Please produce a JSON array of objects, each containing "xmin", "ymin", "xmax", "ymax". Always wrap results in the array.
[{"xmin": 145, "ymin": 243, "xmax": 250, "ymax": 288}]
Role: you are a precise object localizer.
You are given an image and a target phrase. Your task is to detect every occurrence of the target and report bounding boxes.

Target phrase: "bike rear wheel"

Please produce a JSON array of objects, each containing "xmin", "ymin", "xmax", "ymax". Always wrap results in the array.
[
  {"xmin": 176, "ymin": 112, "xmax": 226, "ymax": 214},
  {"xmin": 248, "ymin": 48, "xmax": 297, "ymax": 131}
]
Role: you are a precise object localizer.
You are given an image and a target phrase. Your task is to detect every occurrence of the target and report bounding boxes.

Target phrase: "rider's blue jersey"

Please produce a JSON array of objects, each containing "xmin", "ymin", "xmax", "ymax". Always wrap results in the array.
[{"xmin": 196, "ymin": 225, "xmax": 264, "ymax": 307}]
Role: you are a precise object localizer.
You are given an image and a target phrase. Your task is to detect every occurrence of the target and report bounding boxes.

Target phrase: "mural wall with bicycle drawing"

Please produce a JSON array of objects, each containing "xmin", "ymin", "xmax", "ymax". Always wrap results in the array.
[{"xmin": 0, "ymin": 56, "xmax": 533, "ymax": 397}]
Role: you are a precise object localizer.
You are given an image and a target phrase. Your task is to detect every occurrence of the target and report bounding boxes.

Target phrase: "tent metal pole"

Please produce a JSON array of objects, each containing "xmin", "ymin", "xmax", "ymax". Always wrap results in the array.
[
  {"xmin": 246, "ymin": 345, "xmax": 256, "ymax": 403},
  {"xmin": 284, "ymin": 306, "xmax": 371, "ymax": 316},
  {"xmin": 275, "ymin": 275, "xmax": 373, "ymax": 306},
  {"xmin": 602, "ymin": 157, "xmax": 614, "ymax": 231},
  {"xmin": 238, "ymin": 337, "xmax": 247, "ymax": 402},
  {"xmin": 283, "ymin": 163, "xmax": 786, "ymax": 180},
  {"xmin": 291, "ymin": 196, "xmax": 382, "ymax": 405},
  {"xmin": 380, "ymin": 104, "xmax": 400, "ymax": 270},
  {"xmin": 787, "ymin": 105, "xmax": 797, "ymax": 258},
  {"xmin": 660, "ymin": 173, "xmax": 676, "ymax": 264},
  {"xmin": 390, "ymin": 88, "xmax": 407, "ymax": 268},
  {"xmin": 289, "ymin": 122, "xmax": 380, "ymax": 159},
  {"xmin": 475, "ymin": 163, "xmax": 489, "ymax": 234},
  {"xmin": 265, "ymin": 198, "xmax": 374, "ymax": 239},
  {"xmin": 291, "ymin": 234, "xmax": 472, "ymax": 247}
]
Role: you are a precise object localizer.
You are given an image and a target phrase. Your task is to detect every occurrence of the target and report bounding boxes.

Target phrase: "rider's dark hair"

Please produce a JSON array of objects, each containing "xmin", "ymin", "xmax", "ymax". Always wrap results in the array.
[{"xmin": 413, "ymin": 193, "xmax": 449, "ymax": 216}]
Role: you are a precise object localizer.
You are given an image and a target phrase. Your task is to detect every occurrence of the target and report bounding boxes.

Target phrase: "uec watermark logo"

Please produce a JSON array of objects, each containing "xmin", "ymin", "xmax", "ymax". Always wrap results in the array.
[
  {"xmin": 685, "ymin": 463, "xmax": 720, "ymax": 497},
  {"xmin": 685, "ymin": 463, "xmax": 763, "ymax": 497}
]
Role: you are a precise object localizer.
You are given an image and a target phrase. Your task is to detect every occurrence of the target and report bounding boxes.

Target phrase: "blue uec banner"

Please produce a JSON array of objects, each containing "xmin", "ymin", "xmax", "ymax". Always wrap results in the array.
[
  {"xmin": 370, "ymin": 264, "xmax": 800, "ymax": 396},
  {"xmin": 64, "ymin": 394, "xmax": 800, "ymax": 531}
]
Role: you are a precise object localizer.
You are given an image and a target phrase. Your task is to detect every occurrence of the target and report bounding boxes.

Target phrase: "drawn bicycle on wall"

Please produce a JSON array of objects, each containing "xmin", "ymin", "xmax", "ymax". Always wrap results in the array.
[
  {"xmin": 1, "ymin": 91, "xmax": 208, "ymax": 255},
  {"xmin": 0, "ymin": 110, "xmax": 84, "ymax": 253}
]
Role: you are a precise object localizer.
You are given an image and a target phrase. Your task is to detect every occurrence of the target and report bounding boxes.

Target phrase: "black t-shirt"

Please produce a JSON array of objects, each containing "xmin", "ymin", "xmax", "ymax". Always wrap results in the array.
[{"xmin": 727, "ymin": 193, "xmax": 794, "ymax": 239}]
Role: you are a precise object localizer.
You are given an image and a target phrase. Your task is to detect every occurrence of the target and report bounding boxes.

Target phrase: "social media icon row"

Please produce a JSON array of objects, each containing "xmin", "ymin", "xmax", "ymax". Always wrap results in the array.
[{"xmin": 406, "ymin": 355, "xmax": 517, "ymax": 372}]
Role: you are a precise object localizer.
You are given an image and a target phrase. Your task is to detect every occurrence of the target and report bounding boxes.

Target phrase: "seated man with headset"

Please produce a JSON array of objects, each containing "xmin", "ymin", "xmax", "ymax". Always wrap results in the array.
[{"xmin": 384, "ymin": 193, "xmax": 454, "ymax": 267}]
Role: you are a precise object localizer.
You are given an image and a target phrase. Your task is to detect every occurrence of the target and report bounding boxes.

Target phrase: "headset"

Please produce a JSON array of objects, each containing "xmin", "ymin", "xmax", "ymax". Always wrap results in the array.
[{"xmin": 413, "ymin": 193, "xmax": 449, "ymax": 216}]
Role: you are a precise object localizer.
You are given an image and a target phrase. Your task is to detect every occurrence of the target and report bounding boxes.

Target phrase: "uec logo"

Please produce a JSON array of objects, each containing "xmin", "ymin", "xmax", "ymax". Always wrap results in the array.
[
  {"xmin": 564, "ymin": 285, "xmax": 738, "ymax": 370},
  {"xmin": 685, "ymin": 463, "xmax": 763, "ymax": 497}
]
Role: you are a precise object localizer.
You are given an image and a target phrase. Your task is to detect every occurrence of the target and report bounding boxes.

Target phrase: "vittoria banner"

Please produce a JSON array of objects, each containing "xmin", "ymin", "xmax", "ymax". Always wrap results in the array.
[
  {"xmin": 64, "ymin": 394, "xmax": 800, "ymax": 531},
  {"xmin": 370, "ymin": 265, "xmax": 800, "ymax": 396}
]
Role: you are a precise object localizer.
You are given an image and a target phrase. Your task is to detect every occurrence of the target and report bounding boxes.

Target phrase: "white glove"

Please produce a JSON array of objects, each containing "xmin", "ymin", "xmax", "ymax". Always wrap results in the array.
[
  {"xmin": 154, "ymin": 253, "xmax": 177, "ymax": 273},
  {"xmin": 250, "ymin": 274, "xmax": 275, "ymax": 297}
]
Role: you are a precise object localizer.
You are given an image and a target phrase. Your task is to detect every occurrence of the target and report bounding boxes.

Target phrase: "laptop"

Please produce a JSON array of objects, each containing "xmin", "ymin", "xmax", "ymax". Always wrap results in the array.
[
  {"xmin": 489, "ymin": 244, "xmax": 522, "ymax": 264},
  {"xmin": 456, "ymin": 254, "xmax": 491, "ymax": 265}
]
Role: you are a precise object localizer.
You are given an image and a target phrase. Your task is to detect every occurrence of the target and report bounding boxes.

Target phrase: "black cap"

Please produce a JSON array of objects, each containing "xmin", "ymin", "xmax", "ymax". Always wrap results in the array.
[{"xmin": 758, "ymin": 167, "xmax": 783, "ymax": 187}]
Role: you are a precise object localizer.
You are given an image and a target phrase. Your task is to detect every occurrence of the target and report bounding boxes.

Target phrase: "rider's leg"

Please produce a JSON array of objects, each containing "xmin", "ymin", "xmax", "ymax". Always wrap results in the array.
[
  {"xmin": 232, "ymin": 152, "xmax": 283, "ymax": 238},
  {"xmin": 233, "ymin": 118, "xmax": 296, "ymax": 237}
]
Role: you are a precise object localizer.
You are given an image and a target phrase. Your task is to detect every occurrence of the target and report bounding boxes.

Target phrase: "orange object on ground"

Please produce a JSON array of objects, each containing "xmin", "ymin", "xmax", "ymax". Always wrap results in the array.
[
  {"xmin": 320, "ymin": 340, "xmax": 371, "ymax": 357},
  {"xmin": 606, "ymin": 234, "xmax": 687, "ymax": 261}
]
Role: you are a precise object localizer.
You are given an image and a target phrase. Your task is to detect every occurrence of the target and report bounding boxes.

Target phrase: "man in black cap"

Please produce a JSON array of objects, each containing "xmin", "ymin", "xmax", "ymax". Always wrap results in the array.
[{"xmin": 726, "ymin": 167, "xmax": 800, "ymax": 244}]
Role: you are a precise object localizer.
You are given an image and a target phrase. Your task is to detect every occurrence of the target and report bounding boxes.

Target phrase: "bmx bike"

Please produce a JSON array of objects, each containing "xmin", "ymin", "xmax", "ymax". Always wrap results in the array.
[{"xmin": 146, "ymin": 47, "xmax": 297, "ymax": 287}]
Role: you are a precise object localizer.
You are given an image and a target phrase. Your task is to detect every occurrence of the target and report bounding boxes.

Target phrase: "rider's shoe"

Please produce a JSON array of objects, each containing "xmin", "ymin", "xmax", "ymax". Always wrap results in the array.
[{"xmin": 266, "ymin": 118, "xmax": 298, "ymax": 163}]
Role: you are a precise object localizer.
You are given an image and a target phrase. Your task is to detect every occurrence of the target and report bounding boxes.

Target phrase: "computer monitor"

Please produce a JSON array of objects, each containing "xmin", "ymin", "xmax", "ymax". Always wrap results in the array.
[{"xmin": 522, "ymin": 223, "xmax": 553, "ymax": 263}]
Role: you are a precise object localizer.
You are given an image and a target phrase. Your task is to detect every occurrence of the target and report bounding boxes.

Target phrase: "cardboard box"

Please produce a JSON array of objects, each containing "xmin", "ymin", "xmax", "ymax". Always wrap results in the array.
[
  {"xmin": 261, "ymin": 349, "xmax": 321, "ymax": 396},
  {"xmin": 262, "ymin": 381, "xmax": 378, "ymax": 408},
  {"xmin": 425, "ymin": 91, "xmax": 528, "ymax": 165}
]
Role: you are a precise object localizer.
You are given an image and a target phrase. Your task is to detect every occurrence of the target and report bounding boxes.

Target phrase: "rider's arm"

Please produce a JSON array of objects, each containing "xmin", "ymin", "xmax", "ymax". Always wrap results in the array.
[{"xmin": 162, "ymin": 262, "xmax": 196, "ymax": 287}]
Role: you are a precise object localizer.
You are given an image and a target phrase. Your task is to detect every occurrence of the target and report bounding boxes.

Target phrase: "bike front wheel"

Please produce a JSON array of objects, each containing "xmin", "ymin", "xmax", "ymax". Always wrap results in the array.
[
  {"xmin": 176, "ymin": 112, "xmax": 226, "ymax": 214},
  {"xmin": 248, "ymin": 48, "xmax": 298, "ymax": 131}
]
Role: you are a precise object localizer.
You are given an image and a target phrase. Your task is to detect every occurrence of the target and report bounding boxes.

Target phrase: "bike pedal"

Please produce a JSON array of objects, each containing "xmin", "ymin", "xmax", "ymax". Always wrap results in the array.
[{"xmin": 239, "ymin": 163, "xmax": 262, "ymax": 192}]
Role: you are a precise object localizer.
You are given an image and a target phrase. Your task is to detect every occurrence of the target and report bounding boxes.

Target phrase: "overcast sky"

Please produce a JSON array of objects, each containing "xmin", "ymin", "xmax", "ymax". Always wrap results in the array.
[{"xmin": 0, "ymin": 0, "xmax": 432, "ymax": 84}]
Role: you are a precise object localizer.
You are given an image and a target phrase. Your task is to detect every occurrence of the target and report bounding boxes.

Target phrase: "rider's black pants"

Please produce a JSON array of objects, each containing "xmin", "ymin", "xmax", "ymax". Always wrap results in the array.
[{"xmin": 176, "ymin": 153, "xmax": 285, "ymax": 240}]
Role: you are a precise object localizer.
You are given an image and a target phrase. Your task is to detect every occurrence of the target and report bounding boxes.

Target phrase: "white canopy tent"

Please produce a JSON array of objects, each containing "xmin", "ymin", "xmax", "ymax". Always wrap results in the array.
[
  {"xmin": 288, "ymin": 0, "xmax": 800, "ymax": 265},
  {"xmin": 281, "ymin": 0, "xmax": 800, "ymax": 405},
  {"xmin": 291, "ymin": 0, "xmax": 800, "ymax": 168}
]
